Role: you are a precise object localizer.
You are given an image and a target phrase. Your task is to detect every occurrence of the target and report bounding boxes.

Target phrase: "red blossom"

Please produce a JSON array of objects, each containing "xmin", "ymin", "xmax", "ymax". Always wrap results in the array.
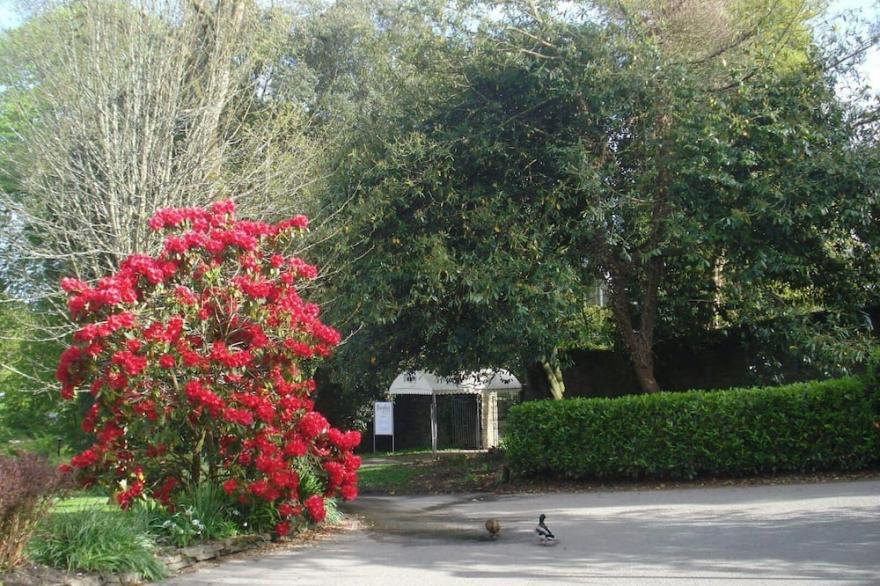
[
  {"xmin": 223, "ymin": 407, "xmax": 254, "ymax": 426},
  {"xmin": 111, "ymin": 350, "xmax": 147, "ymax": 377},
  {"xmin": 133, "ymin": 399, "xmax": 158, "ymax": 421},
  {"xmin": 274, "ymin": 521, "xmax": 290, "ymax": 537},
  {"xmin": 60, "ymin": 277, "xmax": 88, "ymax": 293},
  {"xmin": 297, "ymin": 412, "xmax": 328, "ymax": 439},
  {"xmin": 304, "ymin": 495, "xmax": 325, "ymax": 523},
  {"xmin": 116, "ymin": 480, "xmax": 143, "ymax": 509},
  {"xmin": 211, "ymin": 199, "xmax": 236, "ymax": 216},
  {"xmin": 277, "ymin": 215, "xmax": 309, "ymax": 231},
  {"xmin": 145, "ymin": 443, "xmax": 167, "ymax": 458},
  {"xmin": 154, "ymin": 477, "xmax": 177, "ymax": 505},
  {"xmin": 344, "ymin": 452, "xmax": 362, "ymax": 472},
  {"xmin": 323, "ymin": 461, "xmax": 345, "ymax": 489},
  {"xmin": 340, "ymin": 483, "xmax": 358, "ymax": 501},
  {"xmin": 283, "ymin": 437, "xmax": 308, "ymax": 457},
  {"xmin": 70, "ymin": 447, "xmax": 101, "ymax": 469},
  {"xmin": 222, "ymin": 478, "xmax": 238, "ymax": 496}
]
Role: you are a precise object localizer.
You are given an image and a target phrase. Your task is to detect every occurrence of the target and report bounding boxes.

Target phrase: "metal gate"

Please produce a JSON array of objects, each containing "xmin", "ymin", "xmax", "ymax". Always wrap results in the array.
[{"xmin": 437, "ymin": 395, "xmax": 479, "ymax": 449}]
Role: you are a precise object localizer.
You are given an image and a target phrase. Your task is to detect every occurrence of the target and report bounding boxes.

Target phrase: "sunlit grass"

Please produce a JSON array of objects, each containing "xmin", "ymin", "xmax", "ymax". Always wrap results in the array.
[
  {"xmin": 52, "ymin": 495, "xmax": 112, "ymax": 513},
  {"xmin": 358, "ymin": 464, "xmax": 419, "ymax": 492}
]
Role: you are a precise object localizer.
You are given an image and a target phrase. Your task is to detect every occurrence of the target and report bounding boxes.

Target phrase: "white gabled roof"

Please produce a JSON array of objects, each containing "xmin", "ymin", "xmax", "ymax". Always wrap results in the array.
[{"xmin": 389, "ymin": 369, "xmax": 521, "ymax": 396}]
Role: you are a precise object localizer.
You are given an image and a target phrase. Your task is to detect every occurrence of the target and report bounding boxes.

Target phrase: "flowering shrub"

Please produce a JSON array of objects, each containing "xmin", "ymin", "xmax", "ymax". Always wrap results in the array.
[{"xmin": 55, "ymin": 201, "xmax": 360, "ymax": 536}]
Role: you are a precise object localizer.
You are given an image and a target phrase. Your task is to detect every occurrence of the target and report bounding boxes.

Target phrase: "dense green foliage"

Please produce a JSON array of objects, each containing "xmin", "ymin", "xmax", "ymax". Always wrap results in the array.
[
  {"xmin": 0, "ymin": 0, "xmax": 877, "ymax": 433},
  {"xmin": 324, "ymin": 1, "xmax": 880, "ymax": 395},
  {"xmin": 505, "ymin": 378, "xmax": 879, "ymax": 480},
  {"xmin": 0, "ymin": 300, "xmax": 84, "ymax": 453},
  {"xmin": 28, "ymin": 507, "xmax": 166, "ymax": 581}
]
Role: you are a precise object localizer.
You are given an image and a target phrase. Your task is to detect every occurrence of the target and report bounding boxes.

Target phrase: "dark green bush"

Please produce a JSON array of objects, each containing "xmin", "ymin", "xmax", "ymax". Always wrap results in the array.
[{"xmin": 505, "ymin": 377, "xmax": 879, "ymax": 480}]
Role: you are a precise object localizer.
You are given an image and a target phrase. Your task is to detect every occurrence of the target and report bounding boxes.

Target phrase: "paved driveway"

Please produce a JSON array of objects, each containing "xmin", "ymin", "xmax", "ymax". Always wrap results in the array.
[{"xmin": 165, "ymin": 480, "xmax": 880, "ymax": 585}]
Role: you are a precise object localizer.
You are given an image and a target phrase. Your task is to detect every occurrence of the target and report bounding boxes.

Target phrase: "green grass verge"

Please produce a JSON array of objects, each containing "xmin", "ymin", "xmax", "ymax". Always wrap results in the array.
[
  {"xmin": 52, "ymin": 496, "xmax": 112, "ymax": 513},
  {"xmin": 358, "ymin": 464, "xmax": 419, "ymax": 492}
]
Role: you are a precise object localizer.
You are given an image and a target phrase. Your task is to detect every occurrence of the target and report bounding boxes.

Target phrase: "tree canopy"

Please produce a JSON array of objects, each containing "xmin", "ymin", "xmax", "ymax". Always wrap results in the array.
[{"xmin": 323, "ymin": 0, "xmax": 879, "ymax": 395}]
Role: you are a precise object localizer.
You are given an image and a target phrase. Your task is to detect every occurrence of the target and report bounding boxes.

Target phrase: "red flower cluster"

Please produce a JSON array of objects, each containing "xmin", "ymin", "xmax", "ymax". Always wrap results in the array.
[
  {"xmin": 304, "ymin": 494, "xmax": 326, "ymax": 523},
  {"xmin": 56, "ymin": 200, "xmax": 358, "ymax": 527},
  {"xmin": 116, "ymin": 479, "xmax": 143, "ymax": 509}
]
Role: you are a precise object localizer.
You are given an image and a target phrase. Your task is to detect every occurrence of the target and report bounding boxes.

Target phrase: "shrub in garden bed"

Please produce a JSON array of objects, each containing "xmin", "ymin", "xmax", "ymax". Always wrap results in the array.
[
  {"xmin": 0, "ymin": 453, "xmax": 67, "ymax": 570},
  {"xmin": 133, "ymin": 484, "xmax": 240, "ymax": 548},
  {"xmin": 28, "ymin": 506, "xmax": 166, "ymax": 581},
  {"xmin": 54, "ymin": 200, "xmax": 361, "ymax": 539},
  {"xmin": 505, "ymin": 377, "xmax": 879, "ymax": 480}
]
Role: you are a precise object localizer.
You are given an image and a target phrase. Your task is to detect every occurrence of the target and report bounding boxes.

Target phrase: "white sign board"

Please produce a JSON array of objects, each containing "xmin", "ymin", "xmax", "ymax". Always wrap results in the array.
[{"xmin": 374, "ymin": 401, "xmax": 394, "ymax": 435}]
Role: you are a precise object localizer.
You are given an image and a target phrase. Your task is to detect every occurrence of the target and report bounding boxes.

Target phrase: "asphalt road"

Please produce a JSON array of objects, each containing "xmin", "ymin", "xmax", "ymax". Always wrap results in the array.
[{"xmin": 165, "ymin": 479, "xmax": 880, "ymax": 585}]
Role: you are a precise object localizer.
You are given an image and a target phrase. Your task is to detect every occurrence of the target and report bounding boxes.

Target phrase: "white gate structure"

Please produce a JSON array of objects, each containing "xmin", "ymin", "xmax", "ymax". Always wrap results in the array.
[{"xmin": 387, "ymin": 369, "xmax": 522, "ymax": 452}]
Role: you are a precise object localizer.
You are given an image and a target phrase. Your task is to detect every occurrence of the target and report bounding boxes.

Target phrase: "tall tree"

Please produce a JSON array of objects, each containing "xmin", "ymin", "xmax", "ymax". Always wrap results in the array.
[
  {"xmin": 0, "ymin": 0, "xmax": 326, "ymax": 406},
  {"xmin": 0, "ymin": 0, "xmax": 320, "ymax": 288},
  {"xmin": 326, "ymin": 0, "xmax": 878, "ymax": 395}
]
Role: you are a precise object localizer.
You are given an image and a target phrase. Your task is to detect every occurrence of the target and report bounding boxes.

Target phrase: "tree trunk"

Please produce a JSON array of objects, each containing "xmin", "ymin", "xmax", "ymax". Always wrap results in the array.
[
  {"xmin": 540, "ymin": 350, "xmax": 566, "ymax": 400},
  {"xmin": 628, "ymin": 335, "xmax": 661, "ymax": 394},
  {"xmin": 190, "ymin": 450, "xmax": 201, "ymax": 487},
  {"xmin": 206, "ymin": 429, "xmax": 218, "ymax": 483},
  {"xmin": 608, "ymin": 271, "xmax": 662, "ymax": 394},
  {"xmin": 601, "ymin": 114, "xmax": 671, "ymax": 395},
  {"xmin": 191, "ymin": 428, "xmax": 207, "ymax": 486}
]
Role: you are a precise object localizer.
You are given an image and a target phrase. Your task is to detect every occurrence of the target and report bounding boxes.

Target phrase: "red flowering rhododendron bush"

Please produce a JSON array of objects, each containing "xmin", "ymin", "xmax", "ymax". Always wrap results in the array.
[{"xmin": 55, "ymin": 200, "xmax": 360, "ymax": 534}]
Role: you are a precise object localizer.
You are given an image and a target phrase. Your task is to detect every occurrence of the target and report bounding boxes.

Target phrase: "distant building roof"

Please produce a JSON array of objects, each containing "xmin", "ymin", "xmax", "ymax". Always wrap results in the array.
[{"xmin": 388, "ymin": 369, "xmax": 521, "ymax": 396}]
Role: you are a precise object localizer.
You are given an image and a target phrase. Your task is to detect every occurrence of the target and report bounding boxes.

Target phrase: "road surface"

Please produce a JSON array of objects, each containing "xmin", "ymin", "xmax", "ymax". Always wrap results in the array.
[{"xmin": 165, "ymin": 479, "xmax": 880, "ymax": 585}]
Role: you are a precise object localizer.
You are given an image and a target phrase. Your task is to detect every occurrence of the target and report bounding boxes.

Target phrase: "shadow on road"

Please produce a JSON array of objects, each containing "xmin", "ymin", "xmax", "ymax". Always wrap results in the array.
[{"xmin": 168, "ymin": 480, "xmax": 880, "ymax": 584}]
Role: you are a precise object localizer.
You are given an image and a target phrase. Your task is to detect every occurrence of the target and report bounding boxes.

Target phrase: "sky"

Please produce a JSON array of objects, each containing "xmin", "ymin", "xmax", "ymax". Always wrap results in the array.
[
  {"xmin": 823, "ymin": 0, "xmax": 880, "ymax": 95},
  {"xmin": 0, "ymin": 0, "xmax": 878, "ymax": 93},
  {"xmin": 0, "ymin": 1, "xmax": 17, "ymax": 30}
]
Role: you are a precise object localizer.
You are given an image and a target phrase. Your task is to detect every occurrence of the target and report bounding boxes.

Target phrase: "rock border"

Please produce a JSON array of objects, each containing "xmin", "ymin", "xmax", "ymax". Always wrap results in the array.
[{"xmin": 154, "ymin": 533, "xmax": 272, "ymax": 577}]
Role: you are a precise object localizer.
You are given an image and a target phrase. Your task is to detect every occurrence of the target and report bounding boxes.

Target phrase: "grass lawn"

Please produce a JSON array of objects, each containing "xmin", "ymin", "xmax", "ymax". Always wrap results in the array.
[
  {"xmin": 358, "ymin": 464, "xmax": 419, "ymax": 493},
  {"xmin": 358, "ymin": 450, "xmax": 506, "ymax": 494},
  {"xmin": 51, "ymin": 495, "xmax": 112, "ymax": 513},
  {"xmin": 0, "ymin": 437, "xmax": 73, "ymax": 465}
]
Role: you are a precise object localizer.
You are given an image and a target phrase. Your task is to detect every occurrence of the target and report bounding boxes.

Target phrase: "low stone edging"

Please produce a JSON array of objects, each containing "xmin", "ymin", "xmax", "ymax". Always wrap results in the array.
[{"xmin": 156, "ymin": 533, "xmax": 272, "ymax": 574}]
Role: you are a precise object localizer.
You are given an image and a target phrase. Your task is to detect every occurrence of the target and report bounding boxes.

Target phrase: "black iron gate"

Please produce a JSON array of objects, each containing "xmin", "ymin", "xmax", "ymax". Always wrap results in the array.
[{"xmin": 437, "ymin": 394, "xmax": 479, "ymax": 449}]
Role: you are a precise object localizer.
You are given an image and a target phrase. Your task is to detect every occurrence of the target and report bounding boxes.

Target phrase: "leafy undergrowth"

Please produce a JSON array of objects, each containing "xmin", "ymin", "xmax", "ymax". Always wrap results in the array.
[
  {"xmin": 28, "ymin": 506, "xmax": 167, "ymax": 581},
  {"xmin": 12, "ymin": 486, "xmax": 346, "ymax": 584},
  {"xmin": 358, "ymin": 450, "xmax": 880, "ymax": 495},
  {"xmin": 132, "ymin": 484, "xmax": 240, "ymax": 548}
]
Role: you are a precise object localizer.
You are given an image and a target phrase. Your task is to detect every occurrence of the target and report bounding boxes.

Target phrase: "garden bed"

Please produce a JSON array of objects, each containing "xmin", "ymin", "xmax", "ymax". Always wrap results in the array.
[{"xmin": 0, "ymin": 521, "xmax": 356, "ymax": 585}]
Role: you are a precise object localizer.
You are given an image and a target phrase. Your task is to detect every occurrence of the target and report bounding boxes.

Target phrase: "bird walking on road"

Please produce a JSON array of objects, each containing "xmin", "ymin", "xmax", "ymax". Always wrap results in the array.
[
  {"xmin": 536, "ymin": 513, "xmax": 556, "ymax": 545},
  {"xmin": 485, "ymin": 518, "xmax": 501, "ymax": 539}
]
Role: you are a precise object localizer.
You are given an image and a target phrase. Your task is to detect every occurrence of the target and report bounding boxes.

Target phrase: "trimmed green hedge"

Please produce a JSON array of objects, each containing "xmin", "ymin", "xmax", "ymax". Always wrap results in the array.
[{"xmin": 505, "ymin": 377, "xmax": 879, "ymax": 480}]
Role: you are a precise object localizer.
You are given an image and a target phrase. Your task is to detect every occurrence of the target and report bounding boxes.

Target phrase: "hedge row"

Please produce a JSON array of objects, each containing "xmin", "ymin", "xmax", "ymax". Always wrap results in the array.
[{"xmin": 504, "ymin": 377, "xmax": 879, "ymax": 480}]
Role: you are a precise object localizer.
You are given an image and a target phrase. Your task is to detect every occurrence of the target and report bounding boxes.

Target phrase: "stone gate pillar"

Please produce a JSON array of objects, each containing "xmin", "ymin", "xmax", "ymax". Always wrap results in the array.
[{"xmin": 481, "ymin": 391, "xmax": 499, "ymax": 449}]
